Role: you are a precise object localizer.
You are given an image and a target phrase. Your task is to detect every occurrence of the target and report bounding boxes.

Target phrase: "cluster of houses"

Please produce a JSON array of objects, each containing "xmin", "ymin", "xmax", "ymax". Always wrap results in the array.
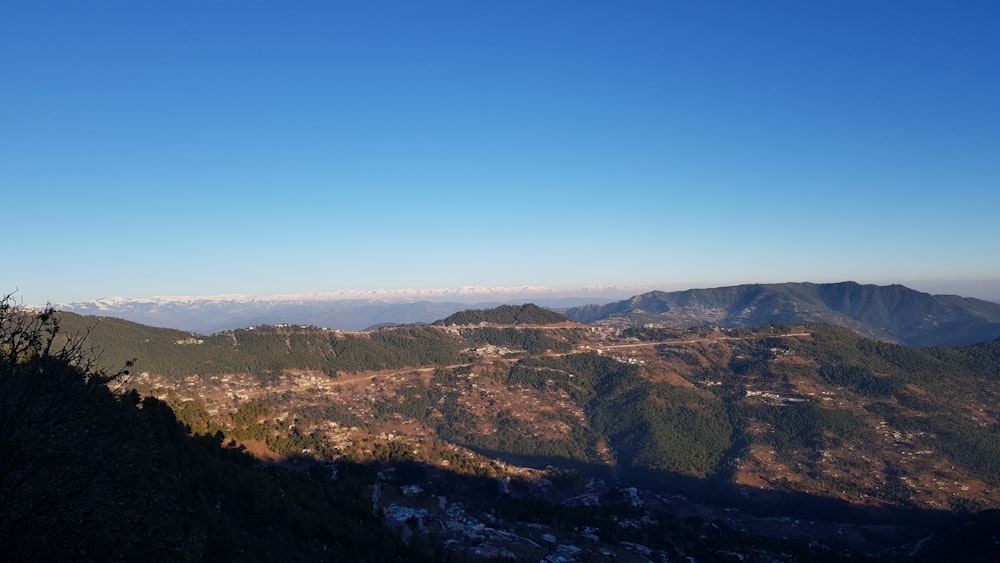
[{"xmin": 368, "ymin": 469, "xmax": 677, "ymax": 562}]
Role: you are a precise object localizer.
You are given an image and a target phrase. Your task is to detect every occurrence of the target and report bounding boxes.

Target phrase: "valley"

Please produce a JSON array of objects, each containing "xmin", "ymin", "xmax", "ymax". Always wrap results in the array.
[
  {"xmin": 15, "ymin": 295, "xmax": 1000, "ymax": 561},
  {"xmin": 132, "ymin": 321, "xmax": 997, "ymax": 512},
  {"xmin": 95, "ymin": 309, "xmax": 999, "ymax": 560}
]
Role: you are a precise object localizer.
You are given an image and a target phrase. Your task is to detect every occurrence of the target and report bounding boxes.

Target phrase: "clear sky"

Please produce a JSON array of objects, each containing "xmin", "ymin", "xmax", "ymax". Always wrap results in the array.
[{"xmin": 4, "ymin": 1, "xmax": 999, "ymax": 304}]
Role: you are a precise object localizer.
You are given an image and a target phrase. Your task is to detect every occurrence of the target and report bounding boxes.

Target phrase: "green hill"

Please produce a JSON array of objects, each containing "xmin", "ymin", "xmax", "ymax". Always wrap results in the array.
[
  {"xmin": 434, "ymin": 303, "xmax": 568, "ymax": 326},
  {"xmin": 53, "ymin": 312, "xmax": 464, "ymax": 379}
]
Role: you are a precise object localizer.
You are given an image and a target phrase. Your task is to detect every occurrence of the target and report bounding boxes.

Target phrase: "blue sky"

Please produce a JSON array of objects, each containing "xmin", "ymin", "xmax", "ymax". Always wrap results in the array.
[{"xmin": 4, "ymin": 1, "xmax": 999, "ymax": 304}]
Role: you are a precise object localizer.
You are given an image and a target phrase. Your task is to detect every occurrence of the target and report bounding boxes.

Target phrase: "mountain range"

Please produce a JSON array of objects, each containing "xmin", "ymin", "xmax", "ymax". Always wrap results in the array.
[
  {"xmin": 51, "ymin": 285, "xmax": 646, "ymax": 333},
  {"xmin": 53, "ymin": 281, "xmax": 1000, "ymax": 348},
  {"xmin": 564, "ymin": 281, "xmax": 1000, "ymax": 347}
]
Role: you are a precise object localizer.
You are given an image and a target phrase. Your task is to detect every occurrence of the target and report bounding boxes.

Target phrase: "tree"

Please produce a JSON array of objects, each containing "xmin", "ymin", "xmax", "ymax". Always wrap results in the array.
[{"xmin": 0, "ymin": 294, "xmax": 140, "ymax": 560}]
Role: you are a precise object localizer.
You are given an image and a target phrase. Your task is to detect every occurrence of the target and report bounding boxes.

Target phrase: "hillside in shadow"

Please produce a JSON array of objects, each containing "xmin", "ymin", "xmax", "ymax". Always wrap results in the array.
[
  {"xmin": 350, "ymin": 452, "xmax": 999, "ymax": 562},
  {"xmin": 0, "ymin": 300, "xmax": 426, "ymax": 562}
]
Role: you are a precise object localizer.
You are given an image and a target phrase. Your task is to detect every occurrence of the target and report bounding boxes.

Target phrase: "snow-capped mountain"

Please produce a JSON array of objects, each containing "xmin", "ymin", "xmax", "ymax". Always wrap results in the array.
[{"xmin": 54, "ymin": 285, "xmax": 650, "ymax": 333}]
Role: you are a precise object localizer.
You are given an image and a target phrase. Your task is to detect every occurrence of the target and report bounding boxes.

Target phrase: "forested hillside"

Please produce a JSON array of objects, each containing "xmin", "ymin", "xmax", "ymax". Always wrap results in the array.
[
  {"xmin": 435, "ymin": 303, "xmax": 569, "ymax": 326},
  {"xmin": 53, "ymin": 313, "xmax": 466, "ymax": 378}
]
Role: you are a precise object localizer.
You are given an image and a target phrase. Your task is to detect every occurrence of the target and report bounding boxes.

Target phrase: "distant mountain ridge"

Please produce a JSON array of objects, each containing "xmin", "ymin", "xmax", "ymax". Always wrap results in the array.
[
  {"xmin": 564, "ymin": 282, "xmax": 1000, "ymax": 347},
  {"xmin": 53, "ymin": 285, "xmax": 643, "ymax": 334},
  {"xmin": 50, "ymin": 282, "xmax": 1000, "ymax": 345}
]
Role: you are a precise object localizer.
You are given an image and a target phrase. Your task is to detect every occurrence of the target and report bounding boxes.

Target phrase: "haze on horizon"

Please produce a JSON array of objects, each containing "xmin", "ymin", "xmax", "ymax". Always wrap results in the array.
[{"xmin": 4, "ymin": 2, "xmax": 998, "ymax": 306}]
